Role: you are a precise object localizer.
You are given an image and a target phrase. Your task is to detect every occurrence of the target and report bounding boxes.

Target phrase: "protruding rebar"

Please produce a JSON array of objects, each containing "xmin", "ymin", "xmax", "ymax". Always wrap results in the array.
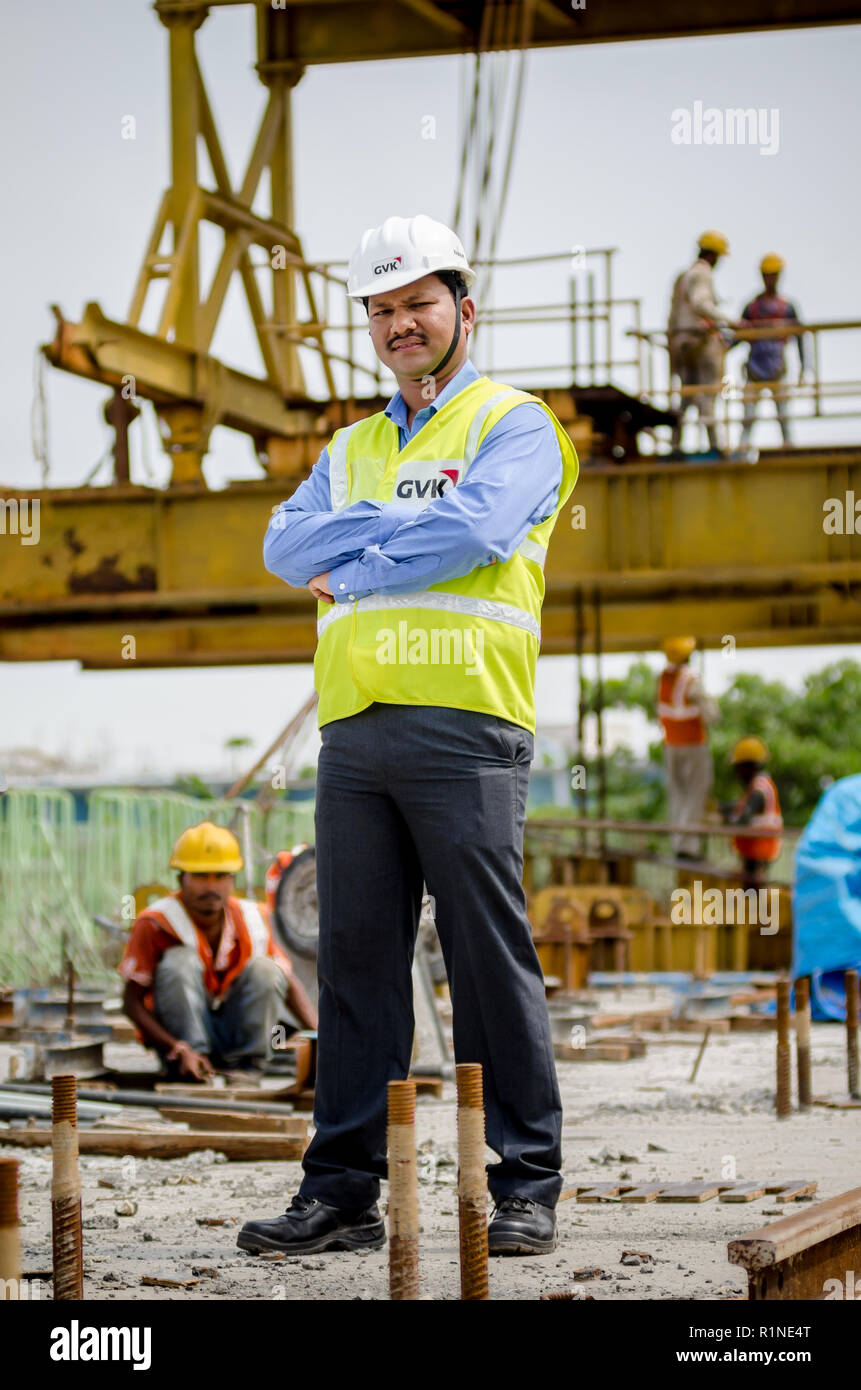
[
  {"xmin": 456, "ymin": 1062, "xmax": 489, "ymax": 1301},
  {"xmin": 387, "ymin": 1079, "xmax": 419, "ymax": 1301},
  {"xmin": 51, "ymin": 1074, "xmax": 83, "ymax": 1300},
  {"xmin": 776, "ymin": 978, "xmax": 792, "ymax": 1119},
  {"xmin": 846, "ymin": 969, "xmax": 860, "ymax": 1100},
  {"xmin": 794, "ymin": 976, "xmax": 812, "ymax": 1109},
  {"xmin": 0, "ymin": 1159, "xmax": 21, "ymax": 1299}
]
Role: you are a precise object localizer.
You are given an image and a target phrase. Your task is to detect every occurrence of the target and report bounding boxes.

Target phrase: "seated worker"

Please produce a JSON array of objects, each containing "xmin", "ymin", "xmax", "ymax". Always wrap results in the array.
[
  {"xmin": 720, "ymin": 737, "xmax": 784, "ymax": 889},
  {"xmin": 119, "ymin": 820, "xmax": 317, "ymax": 1080}
]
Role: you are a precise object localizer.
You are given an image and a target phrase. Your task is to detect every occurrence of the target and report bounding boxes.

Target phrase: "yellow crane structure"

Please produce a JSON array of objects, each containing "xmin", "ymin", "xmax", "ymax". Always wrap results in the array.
[{"xmin": 2, "ymin": 0, "xmax": 861, "ymax": 667}]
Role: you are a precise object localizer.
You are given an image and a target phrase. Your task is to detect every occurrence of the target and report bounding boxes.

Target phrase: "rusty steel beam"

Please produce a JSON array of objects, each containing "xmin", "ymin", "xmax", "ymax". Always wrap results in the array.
[
  {"xmin": 728, "ymin": 1188, "xmax": 861, "ymax": 1299},
  {"xmin": 152, "ymin": 0, "xmax": 861, "ymax": 62},
  {"xmin": 2, "ymin": 448, "xmax": 861, "ymax": 666}
]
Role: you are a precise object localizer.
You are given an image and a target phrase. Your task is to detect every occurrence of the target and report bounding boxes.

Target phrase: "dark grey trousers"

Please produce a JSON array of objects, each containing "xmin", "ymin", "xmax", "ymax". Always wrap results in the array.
[{"xmin": 298, "ymin": 702, "xmax": 563, "ymax": 1211}]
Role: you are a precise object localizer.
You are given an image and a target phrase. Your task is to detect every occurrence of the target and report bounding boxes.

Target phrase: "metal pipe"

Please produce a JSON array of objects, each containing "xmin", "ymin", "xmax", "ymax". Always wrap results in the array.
[
  {"xmin": 0, "ymin": 1095, "xmax": 118, "ymax": 1123},
  {"xmin": 0, "ymin": 1082, "xmax": 301, "ymax": 1119},
  {"xmin": 795, "ymin": 976, "xmax": 812, "ymax": 1109},
  {"xmin": 456, "ymin": 1063, "xmax": 489, "ymax": 1301},
  {"xmin": 776, "ymin": 980, "xmax": 792, "ymax": 1119},
  {"xmin": 387, "ymin": 1080, "xmax": 419, "ymax": 1301},
  {"xmin": 51, "ymin": 1075, "xmax": 83, "ymax": 1300},
  {"xmin": 0, "ymin": 1159, "xmax": 21, "ymax": 1299},
  {"xmin": 846, "ymin": 969, "xmax": 860, "ymax": 1100}
]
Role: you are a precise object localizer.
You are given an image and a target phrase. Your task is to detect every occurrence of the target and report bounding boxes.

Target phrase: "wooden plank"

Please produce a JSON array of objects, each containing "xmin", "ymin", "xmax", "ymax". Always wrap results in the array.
[
  {"xmin": 554, "ymin": 1042, "xmax": 636, "ymax": 1062},
  {"xmin": 729, "ymin": 1014, "xmax": 775, "ymax": 1032},
  {"xmin": 154, "ymin": 1083, "xmax": 256, "ymax": 1100},
  {"xmin": 813, "ymin": 1095, "xmax": 861, "ymax": 1109},
  {"xmin": 591, "ymin": 1034, "xmax": 648, "ymax": 1056},
  {"xmin": 675, "ymin": 1019, "xmax": 731, "ymax": 1034},
  {"xmin": 764, "ymin": 1179, "xmax": 816, "ymax": 1193},
  {"xmin": 775, "ymin": 1184, "xmax": 818, "ymax": 1204},
  {"xmin": 656, "ymin": 1183, "xmax": 721, "ymax": 1203},
  {"xmin": 412, "ymin": 1076, "xmax": 444, "ymax": 1098},
  {"xmin": 576, "ymin": 1183, "xmax": 637, "ymax": 1203},
  {"xmin": 590, "ymin": 1008, "xmax": 672, "ymax": 1031},
  {"xmin": 156, "ymin": 1107, "xmax": 307, "ymax": 1136},
  {"xmin": 620, "ymin": 1184, "xmax": 666, "ymax": 1203},
  {"xmin": 720, "ymin": 1183, "xmax": 767, "ymax": 1203},
  {"xmin": 0, "ymin": 1127, "xmax": 307, "ymax": 1162}
]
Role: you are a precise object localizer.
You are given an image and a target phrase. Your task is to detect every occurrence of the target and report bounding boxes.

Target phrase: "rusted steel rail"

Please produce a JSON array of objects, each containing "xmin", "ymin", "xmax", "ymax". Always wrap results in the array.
[{"xmin": 728, "ymin": 1188, "xmax": 861, "ymax": 1299}]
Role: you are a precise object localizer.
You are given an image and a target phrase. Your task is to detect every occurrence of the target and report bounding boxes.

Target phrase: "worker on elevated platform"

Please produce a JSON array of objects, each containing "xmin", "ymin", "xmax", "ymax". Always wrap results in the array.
[
  {"xmin": 658, "ymin": 636, "xmax": 719, "ymax": 859},
  {"xmin": 733, "ymin": 254, "xmax": 808, "ymax": 460},
  {"xmin": 722, "ymin": 737, "xmax": 784, "ymax": 888},
  {"xmin": 118, "ymin": 821, "xmax": 317, "ymax": 1081},
  {"xmin": 245, "ymin": 213, "xmax": 578, "ymax": 1260},
  {"xmin": 667, "ymin": 230, "xmax": 732, "ymax": 457}
]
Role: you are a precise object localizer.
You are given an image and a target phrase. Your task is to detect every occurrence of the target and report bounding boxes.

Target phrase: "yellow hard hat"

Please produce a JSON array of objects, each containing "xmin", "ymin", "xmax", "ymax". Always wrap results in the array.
[
  {"xmin": 731, "ymin": 737, "xmax": 769, "ymax": 765},
  {"xmin": 760, "ymin": 253, "xmax": 785, "ymax": 275},
  {"xmin": 662, "ymin": 635, "xmax": 697, "ymax": 664},
  {"xmin": 698, "ymin": 230, "xmax": 730, "ymax": 256},
  {"xmin": 170, "ymin": 821, "xmax": 244, "ymax": 874}
]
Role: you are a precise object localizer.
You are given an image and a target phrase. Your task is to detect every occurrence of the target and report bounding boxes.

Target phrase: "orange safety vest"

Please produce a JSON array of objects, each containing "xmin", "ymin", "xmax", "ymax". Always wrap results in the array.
[
  {"xmin": 658, "ymin": 665, "xmax": 707, "ymax": 746},
  {"xmin": 732, "ymin": 773, "xmax": 783, "ymax": 863},
  {"xmin": 142, "ymin": 892, "xmax": 275, "ymax": 1001}
]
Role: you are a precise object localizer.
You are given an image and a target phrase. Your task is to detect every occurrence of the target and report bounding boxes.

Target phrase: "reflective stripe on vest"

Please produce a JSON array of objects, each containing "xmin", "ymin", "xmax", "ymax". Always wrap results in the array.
[
  {"xmin": 658, "ymin": 667, "xmax": 701, "ymax": 720},
  {"xmin": 150, "ymin": 895, "xmax": 199, "ymax": 949},
  {"xmin": 317, "ymin": 589, "xmax": 541, "ymax": 640},
  {"xmin": 150, "ymin": 894, "xmax": 269, "ymax": 957},
  {"xmin": 238, "ymin": 898, "xmax": 269, "ymax": 955}
]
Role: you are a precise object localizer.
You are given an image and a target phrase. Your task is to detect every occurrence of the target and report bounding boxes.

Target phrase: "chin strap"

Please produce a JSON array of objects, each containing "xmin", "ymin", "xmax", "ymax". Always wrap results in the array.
[{"xmin": 408, "ymin": 283, "xmax": 465, "ymax": 383}]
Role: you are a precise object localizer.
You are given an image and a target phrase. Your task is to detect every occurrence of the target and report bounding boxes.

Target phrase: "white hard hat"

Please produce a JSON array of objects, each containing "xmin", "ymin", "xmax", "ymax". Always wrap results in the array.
[{"xmin": 347, "ymin": 214, "xmax": 476, "ymax": 302}]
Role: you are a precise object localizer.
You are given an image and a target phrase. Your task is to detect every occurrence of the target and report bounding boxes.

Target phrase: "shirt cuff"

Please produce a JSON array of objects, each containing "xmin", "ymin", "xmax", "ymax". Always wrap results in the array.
[{"xmin": 328, "ymin": 558, "xmax": 364, "ymax": 602}]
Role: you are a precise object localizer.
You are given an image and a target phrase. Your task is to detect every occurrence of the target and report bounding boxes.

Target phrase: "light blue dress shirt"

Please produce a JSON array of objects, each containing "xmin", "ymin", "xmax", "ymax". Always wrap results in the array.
[{"xmin": 263, "ymin": 357, "xmax": 564, "ymax": 602}]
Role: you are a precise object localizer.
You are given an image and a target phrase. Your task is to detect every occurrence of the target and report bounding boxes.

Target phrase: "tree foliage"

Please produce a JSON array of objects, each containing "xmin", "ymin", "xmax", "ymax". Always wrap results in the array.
[{"xmin": 572, "ymin": 658, "xmax": 861, "ymax": 826}]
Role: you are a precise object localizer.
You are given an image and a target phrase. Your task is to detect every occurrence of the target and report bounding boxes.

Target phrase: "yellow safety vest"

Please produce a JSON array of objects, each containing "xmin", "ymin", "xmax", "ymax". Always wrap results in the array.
[{"xmin": 314, "ymin": 374, "xmax": 578, "ymax": 733}]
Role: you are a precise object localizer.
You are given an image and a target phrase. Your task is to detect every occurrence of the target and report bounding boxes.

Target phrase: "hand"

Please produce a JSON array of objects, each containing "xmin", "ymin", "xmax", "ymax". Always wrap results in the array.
[
  {"xmin": 308, "ymin": 571, "xmax": 334, "ymax": 605},
  {"xmin": 168, "ymin": 1040, "xmax": 214, "ymax": 1081}
]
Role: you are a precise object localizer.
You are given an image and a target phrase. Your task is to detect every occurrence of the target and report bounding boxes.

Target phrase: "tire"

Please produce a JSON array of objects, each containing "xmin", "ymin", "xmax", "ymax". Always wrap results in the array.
[{"xmin": 271, "ymin": 846, "xmax": 319, "ymax": 960}]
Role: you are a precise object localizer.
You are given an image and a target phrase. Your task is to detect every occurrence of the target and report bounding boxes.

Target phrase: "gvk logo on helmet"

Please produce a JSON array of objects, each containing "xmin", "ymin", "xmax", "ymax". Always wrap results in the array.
[{"xmin": 373, "ymin": 256, "xmax": 403, "ymax": 275}]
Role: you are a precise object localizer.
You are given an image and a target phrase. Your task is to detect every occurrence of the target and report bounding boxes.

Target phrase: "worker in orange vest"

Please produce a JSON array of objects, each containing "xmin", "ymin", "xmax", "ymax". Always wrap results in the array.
[
  {"xmin": 657, "ymin": 636, "xmax": 719, "ymax": 860},
  {"xmin": 722, "ymin": 737, "xmax": 783, "ymax": 886},
  {"xmin": 119, "ymin": 821, "xmax": 317, "ymax": 1080}
]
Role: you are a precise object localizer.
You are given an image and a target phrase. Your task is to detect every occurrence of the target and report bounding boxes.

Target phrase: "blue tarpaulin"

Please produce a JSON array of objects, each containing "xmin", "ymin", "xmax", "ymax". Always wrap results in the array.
[{"xmin": 792, "ymin": 774, "xmax": 861, "ymax": 1020}]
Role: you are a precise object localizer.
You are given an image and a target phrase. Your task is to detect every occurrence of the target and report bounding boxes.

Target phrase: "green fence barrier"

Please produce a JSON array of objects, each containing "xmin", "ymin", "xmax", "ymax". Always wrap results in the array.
[{"xmin": 0, "ymin": 788, "xmax": 315, "ymax": 988}]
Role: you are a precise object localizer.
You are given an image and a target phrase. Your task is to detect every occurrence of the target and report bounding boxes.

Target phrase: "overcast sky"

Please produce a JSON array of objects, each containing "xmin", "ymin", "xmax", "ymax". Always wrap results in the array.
[{"xmin": 2, "ymin": 6, "xmax": 860, "ymax": 780}]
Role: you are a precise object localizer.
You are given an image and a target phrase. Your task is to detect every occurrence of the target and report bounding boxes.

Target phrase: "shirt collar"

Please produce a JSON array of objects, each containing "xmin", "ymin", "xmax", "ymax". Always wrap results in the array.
[{"xmin": 384, "ymin": 357, "xmax": 480, "ymax": 429}]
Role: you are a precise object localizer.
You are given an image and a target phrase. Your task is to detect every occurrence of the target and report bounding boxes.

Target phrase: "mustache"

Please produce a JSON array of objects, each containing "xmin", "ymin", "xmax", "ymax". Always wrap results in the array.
[{"xmin": 388, "ymin": 333, "xmax": 426, "ymax": 349}]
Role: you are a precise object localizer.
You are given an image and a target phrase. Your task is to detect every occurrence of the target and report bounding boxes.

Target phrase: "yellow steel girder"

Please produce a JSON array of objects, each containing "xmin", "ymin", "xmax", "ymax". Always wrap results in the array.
[{"xmin": 2, "ymin": 450, "xmax": 860, "ymax": 667}]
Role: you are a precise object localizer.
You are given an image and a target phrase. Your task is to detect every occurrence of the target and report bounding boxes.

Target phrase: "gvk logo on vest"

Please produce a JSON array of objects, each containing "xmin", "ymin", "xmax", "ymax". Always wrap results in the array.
[
  {"xmin": 396, "ymin": 467, "xmax": 459, "ymax": 501},
  {"xmin": 671, "ymin": 881, "xmax": 779, "ymax": 935},
  {"xmin": 376, "ymin": 623, "xmax": 485, "ymax": 675}
]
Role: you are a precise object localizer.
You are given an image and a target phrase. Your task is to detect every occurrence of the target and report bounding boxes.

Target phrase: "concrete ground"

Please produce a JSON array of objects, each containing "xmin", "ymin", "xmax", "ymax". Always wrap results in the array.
[{"xmin": 2, "ymin": 990, "xmax": 859, "ymax": 1302}]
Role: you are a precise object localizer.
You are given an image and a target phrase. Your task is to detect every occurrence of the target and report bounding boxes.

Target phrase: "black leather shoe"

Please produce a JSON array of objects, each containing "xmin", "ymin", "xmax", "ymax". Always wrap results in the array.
[
  {"xmin": 488, "ymin": 1196, "xmax": 557, "ymax": 1255},
  {"xmin": 237, "ymin": 1195, "xmax": 386, "ymax": 1255}
]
